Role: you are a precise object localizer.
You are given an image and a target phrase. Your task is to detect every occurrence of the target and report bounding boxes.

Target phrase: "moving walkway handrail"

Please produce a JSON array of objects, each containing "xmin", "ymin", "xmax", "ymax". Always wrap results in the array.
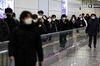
[
  {"xmin": 0, "ymin": 27, "xmax": 86, "ymax": 53},
  {"xmin": 41, "ymin": 27, "xmax": 86, "ymax": 37}
]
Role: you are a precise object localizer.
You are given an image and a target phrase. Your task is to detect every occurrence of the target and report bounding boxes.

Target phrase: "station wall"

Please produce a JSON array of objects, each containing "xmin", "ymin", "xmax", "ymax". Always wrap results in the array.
[
  {"xmin": 15, "ymin": 0, "xmax": 62, "ymax": 19},
  {"xmin": 14, "ymin": 0, "xmax": 100, "ymax": 19}
]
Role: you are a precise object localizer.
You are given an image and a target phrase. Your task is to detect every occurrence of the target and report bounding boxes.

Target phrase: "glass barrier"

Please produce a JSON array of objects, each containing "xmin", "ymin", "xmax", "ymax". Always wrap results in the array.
[
  {"xmin": 0, "ymin": 27, "xmax": 88, "ymax": 66},
  {"xmin": 41, "ymin": 27, "xmax": 87, "ymax": 57},
  {"xmin": 0, "ymin": 50, "xmax": 8, "ymax": 66},
  {"xmin": 41, "ymin": 27, "xmax": 88, "ymax": 66}
]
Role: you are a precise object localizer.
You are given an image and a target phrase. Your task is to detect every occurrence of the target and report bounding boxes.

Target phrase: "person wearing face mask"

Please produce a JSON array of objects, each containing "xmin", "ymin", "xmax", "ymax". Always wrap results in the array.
[
  {"xmin": 42, "ymin": 15, "xmax": 50, "ymax": 33},
  {"xmin": 86, "ymin": 14, "xmax": 99, "ymax": 48},
  {"xmin": 36, "ymin": 18, "xmax": 47, "ymax": 35},
  {"xmin": 47, "ymin": 17, "xmax": 52, "ymax": 33},
  {"xmin": 38, "ymin": 10, "xmax": 44, "ymax": 19},
  {"xmin": 32, "ymin": 14, "xmax": 38, "ymax": 24},
  {"xmin": 70, "ymin": 15, "xmax": 77, "ymax": 29},
  {"xmin": 59, "ymin": 14, "xmax": 72, "ymax": 31},
  {"xmin": 59, "ymin": 14, "xmax": 71, "ymax": 48},
  {"xmin": 8, "ymin": 11, "xmax": 43, "ymax": 66},
  {"xmin": 50, "ymin": 15, "xmax": 60, "ymax": 32},
  {"xmin": 4, "ymin": 8, "xmax": 19, "ymax": 33},
  {"xmin": 85, "ymin": 14, "xmax": 91, "ymax": 23},
  {"xmin": 76, "ymin": 14, "xmax": 87, "ymax": 28}
]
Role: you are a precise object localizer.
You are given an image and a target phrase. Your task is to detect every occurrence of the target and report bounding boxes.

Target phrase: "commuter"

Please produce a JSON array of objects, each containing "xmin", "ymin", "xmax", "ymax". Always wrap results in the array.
[
  {"xmin": 46, "ymin": 17, "xmax": 52, "ymax": 33},
  {"xmin": 86, "ymin": 14, "xmax": 99, "ymax": 48},
  {"xmin": 43, "ymin": 15, "xmax": 50, "ymax": 33},
  {"xmin": 8, "ymin": 11, "xmax": 43, "ymax": 66},
  {"xmin": 51, "ymin": 15, "xmax": 60, "ymax": 32},
  {"xmin": 76, "ymin": 14, "xmax": 87, "ymax": 28},
  {"xmin": 37, "ymin": 10, "xmax": 47, "ymax": 34},
  {"xmin": 82, "ymin": 13, "xmax": 85, "ymax": 18},
  {"xmin": 38, "ymin": 10, "xmax": 44, "ymax": 18},
  {"xmin": 43, "ymin": 15, "xmax": 48, "ymax": 20},
  {"xmin": 59, "ymin": 14, "xmax": 72, "ymax": 31},
  {"xmin": 36, "ymin": 18, "xmax": 47, "ymax": 35},
  {"xmin": 85, "ymin": 14, "xmax": 91, "ymax": 23},
  {"xmin": 70, "ymin": 15, "xmax": 77, "ymax": 28},
  {"xmin": 32, "ymin": 14, "xmax": 38, "ymax": 24},
  {"xmin": 59, "ymin": 14, "xmax": 70, "ymax": 48},
  {"xmin": 4, "ymin": 8, "xmax": 19, "ymax": 33},
  {"xmin": 44, "ymin": 17, "xmax": 53, "ymax": 41},
  {"xmin": 0, "ymin": 19, "xmax": 9, "ymax": 41}
]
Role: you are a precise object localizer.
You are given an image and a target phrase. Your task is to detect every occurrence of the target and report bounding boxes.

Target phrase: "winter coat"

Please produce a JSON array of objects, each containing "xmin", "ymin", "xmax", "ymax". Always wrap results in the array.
[{"xmin": 8, "ymin": 22, "xmax": 43, "ymax": 66}]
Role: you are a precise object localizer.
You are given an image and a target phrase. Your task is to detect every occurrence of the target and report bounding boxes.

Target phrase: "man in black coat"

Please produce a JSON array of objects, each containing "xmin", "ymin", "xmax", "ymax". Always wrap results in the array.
[
  {"xmin": 4, "ymin": 8, "xmax": 19, "ymax": 33},
  {"xmin": 59, "ymin": 15, "xmax": 73, "ymax": 31},
  {"xmin": 86, "ymin": 14, "xmax": 99, "ymax": 48},
  {"xmin": 59, "ymin": 14, "xmax": 73, "ymax": 48},
  {"xmin": 50, "ymin": 15, "xmax": 60, "ymax": 32}
]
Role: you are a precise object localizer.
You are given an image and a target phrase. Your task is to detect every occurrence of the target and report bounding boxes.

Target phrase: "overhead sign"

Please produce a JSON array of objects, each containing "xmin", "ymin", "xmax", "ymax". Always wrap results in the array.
[{"xmin": 93, "ymin": 4, "xmax": 100, "ymax": 8}]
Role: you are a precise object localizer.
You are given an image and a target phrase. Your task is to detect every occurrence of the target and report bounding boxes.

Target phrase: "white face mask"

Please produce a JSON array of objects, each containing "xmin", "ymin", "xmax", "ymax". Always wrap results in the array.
[
  {"xmin": 62, "ymin": 17, "xmax": 66, "ymax": 20},
  {"xmin": 80, "ymin": 18, "xmax": 83, "ymax": 20},
  {"xmin": 52, "ymin": 18, "xmax": 56, "ymax": 21},
  {"xmin": 91, "ymin": 16, "xmax": 95, "ymax": 19},
  {"xmin": 48, "ymin": 19, "xmax": 52, "ymax": 22},
  {"xmin": 38, "ymin": 15, "xmax": 42, "ymax": 18},
  {"xmin": 72, "ymin": 18, "xmax": 75, "ymax": 21},
  {"xmin": 43, "ymin": 16, "xmax": 47, "ymax": 20},
  {"xmin": 33, "ymin": 19, "xmax": 38, "ymax": 23},
  {"xmin": 24, "ymin": 18, "xmax": 32, "ymax": 24}
]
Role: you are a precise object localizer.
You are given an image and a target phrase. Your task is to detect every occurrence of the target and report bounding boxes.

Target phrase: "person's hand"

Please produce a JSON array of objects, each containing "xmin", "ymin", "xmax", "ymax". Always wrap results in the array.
[{"xmin": 9, "ymin": 56, "xmax": 15, "ymax": 61}]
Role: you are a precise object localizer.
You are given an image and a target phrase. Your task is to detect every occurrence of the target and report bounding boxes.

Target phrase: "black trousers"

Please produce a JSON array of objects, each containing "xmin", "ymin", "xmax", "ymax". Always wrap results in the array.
[
  {"xmin": 88, "ymin": 34, "xmax": 97, "ymax": 47},
  {"xmin": 59, "ymin": 32, "xmax": 67, "ymax": 48}
]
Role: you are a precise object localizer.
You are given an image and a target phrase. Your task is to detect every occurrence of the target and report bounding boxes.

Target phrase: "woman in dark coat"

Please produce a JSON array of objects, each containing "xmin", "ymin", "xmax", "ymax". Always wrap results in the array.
[
  {"xmin": 70, "ymin": 15, "xmax": 77, "ymax": 29},
  {"xmin": 36, "ymin": 18, "xmax": 47, "ymax": 35},
  {"xmin": 76, "ymin": 15, "xmax": 87, "ymax": 28},
  {"xmin": 8, "ymin": 11, "xmax": 43, "ymax": 66}
]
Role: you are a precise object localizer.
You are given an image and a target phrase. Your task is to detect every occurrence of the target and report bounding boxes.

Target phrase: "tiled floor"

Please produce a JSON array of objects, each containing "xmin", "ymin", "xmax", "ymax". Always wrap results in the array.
[{"xmin": 51, "ymin": 38, "xmax": 100, "ymax": 66}]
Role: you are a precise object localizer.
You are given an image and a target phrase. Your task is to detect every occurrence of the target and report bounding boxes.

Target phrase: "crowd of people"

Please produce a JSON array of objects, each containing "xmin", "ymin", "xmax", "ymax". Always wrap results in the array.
[
  {"xmin": 33, "ymin": 11, "xmax": 88, "ymax": 35},
  {"xmin": 0, "ymin": 8, "xmax": 100, "ymax": 66}
]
